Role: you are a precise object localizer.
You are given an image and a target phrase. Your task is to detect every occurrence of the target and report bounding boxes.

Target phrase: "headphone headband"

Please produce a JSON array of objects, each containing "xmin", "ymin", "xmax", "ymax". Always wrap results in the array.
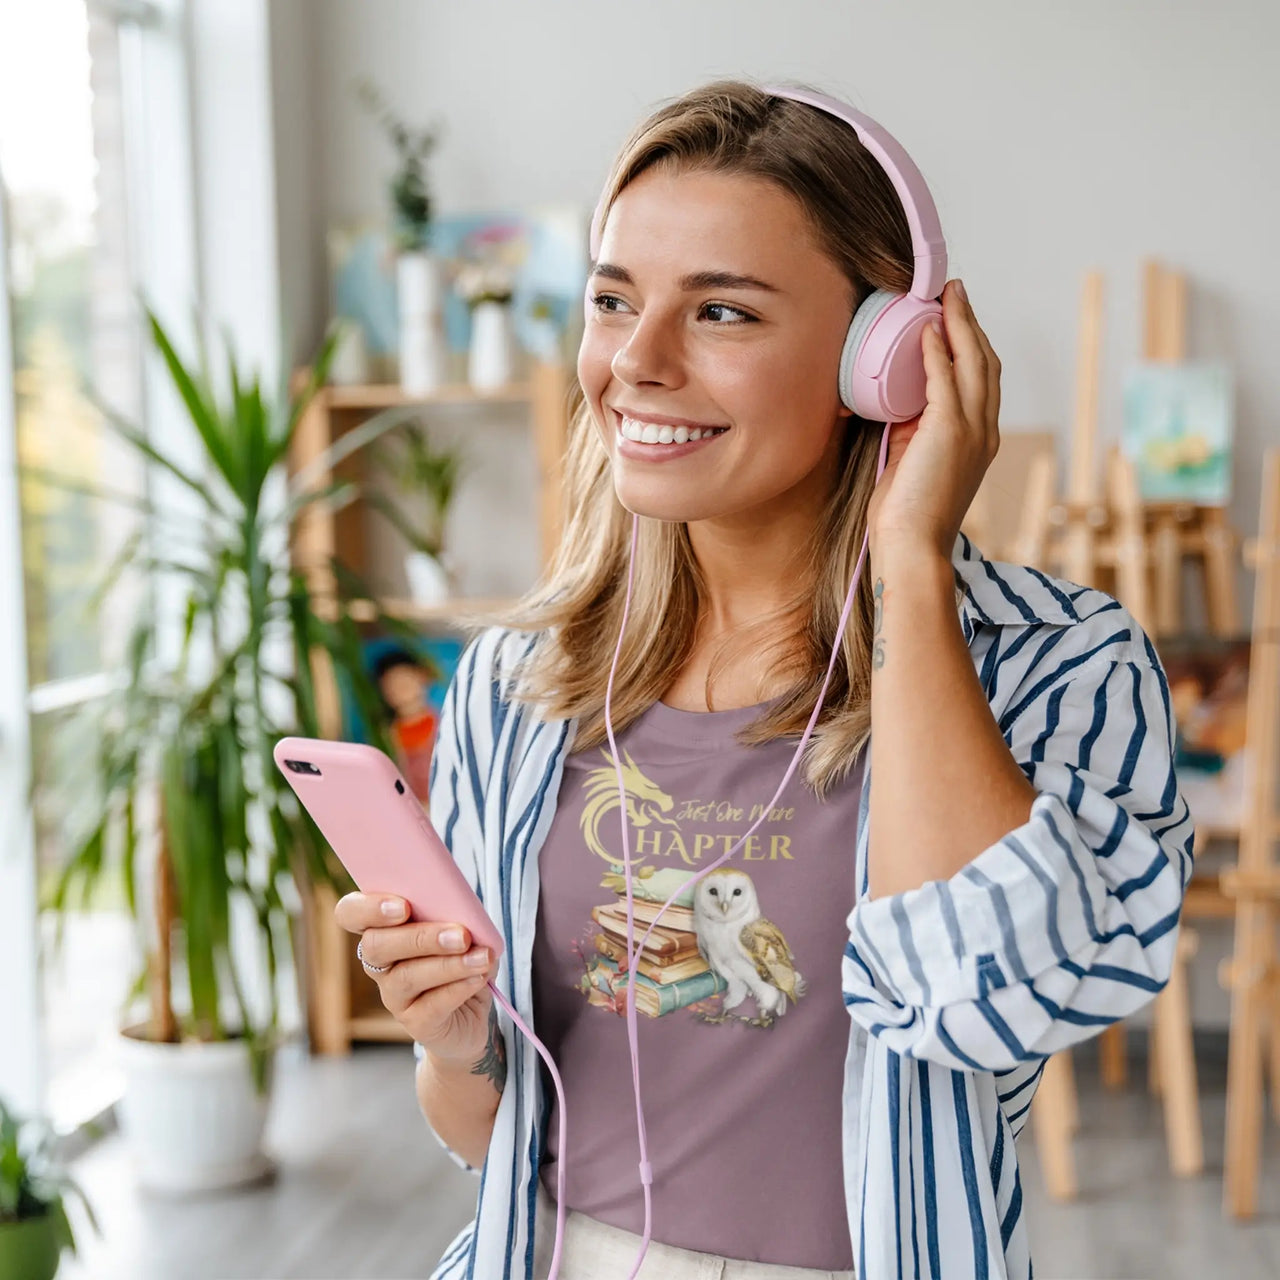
[
  {"xmin": 760, "ymin": 84, "xmax": 947, "ymax": 302},
  {"xmin": 587, "ymin": 84, "xmax": 947, "ymax": 304}
]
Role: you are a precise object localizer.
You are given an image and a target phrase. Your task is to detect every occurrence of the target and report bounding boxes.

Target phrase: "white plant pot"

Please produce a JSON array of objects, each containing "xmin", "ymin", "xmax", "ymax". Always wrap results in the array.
[
  {"xmin": 115, "ymin": 1023, "xmax": 277, "ymax": 1194},
  {"xmin": 397, "ymin": 251, "xmax": 448, "ymax": 396},
  {"xmin": 467, "ymin": 300, "xmax": 516, "ymax": 391},
  {"xmin": 405, "ymin": 550, "xmax": 453, "ymax": 607}
]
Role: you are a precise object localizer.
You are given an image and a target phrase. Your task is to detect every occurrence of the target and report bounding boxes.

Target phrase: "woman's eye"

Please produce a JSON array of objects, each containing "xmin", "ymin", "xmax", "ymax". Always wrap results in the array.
[
  {"xmin": 588, "ymin": 292, "xmax": 629, "ymax": 315},
  {"xmin": 587, "ymin": 293, "xmax": 754, "ymax": 325},
  {"xmin": 699, "ymin": 302, "xmax": 754, "ymax": 325}
]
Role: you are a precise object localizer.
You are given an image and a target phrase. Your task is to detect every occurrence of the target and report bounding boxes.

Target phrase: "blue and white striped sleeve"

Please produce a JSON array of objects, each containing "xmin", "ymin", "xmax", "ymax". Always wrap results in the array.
[
  {"xmin": 412, "ymin": 631, "xmax": 494, "ymax": 1176},
  {"xmin": 843, "ymin": 622, "xmax": 1195, "ymax": 1073},
  {"xmin": 425, "ymin": 630, "xmax": 496, "ymax": 898}
]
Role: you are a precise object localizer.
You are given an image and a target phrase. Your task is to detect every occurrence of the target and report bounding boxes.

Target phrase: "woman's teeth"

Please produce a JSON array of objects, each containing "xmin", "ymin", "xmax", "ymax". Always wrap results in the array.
[{"xmin": 619, "ymin": 416, "xmax": 728, "ymax": 445}]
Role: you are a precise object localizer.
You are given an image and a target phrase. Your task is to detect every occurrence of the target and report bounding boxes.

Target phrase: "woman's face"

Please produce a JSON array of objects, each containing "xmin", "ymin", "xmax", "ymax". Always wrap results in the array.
[{"xmin": 577, "ymin": 165, "xmax": 858, "ymax": 527}]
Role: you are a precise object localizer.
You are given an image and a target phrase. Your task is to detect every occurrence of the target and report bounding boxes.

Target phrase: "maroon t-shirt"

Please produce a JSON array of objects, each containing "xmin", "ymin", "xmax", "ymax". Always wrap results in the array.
[{"xmin": 531, "ymin": 695, "xmax": 864, "ymax": 1268}]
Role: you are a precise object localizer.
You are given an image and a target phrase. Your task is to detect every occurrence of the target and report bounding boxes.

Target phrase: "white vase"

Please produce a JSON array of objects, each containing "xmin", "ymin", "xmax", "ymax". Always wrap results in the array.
[
  {"xmin": 405, "ymin": 550, "xmax": 454, "ymax": 607},
  {"xmin": 115, "ymin": 1023, "xmax": 277, "ymax": 1194},
  {"xmin": 397, "ymin": 251, "xmax": 448, "ymax": 395},
  {"xmin": 329, "ymin": 319, "xmax": 369, "ymax": 385},
  {"xmin": 467, "ymin": 300, "xmax": 516, "ymax": 391}
]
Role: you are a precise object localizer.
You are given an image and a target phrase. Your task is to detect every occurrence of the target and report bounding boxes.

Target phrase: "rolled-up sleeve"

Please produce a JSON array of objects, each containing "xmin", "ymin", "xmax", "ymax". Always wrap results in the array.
[{"xmin": 842, "ymin": 636, "xmax": 1195, "ymax": 1072}]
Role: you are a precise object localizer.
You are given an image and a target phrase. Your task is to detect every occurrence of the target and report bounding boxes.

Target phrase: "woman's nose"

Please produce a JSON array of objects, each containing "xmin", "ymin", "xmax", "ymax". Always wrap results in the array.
[{"xmin": 610, "ymin": 314, "xmax": 683, "ymax": 387}]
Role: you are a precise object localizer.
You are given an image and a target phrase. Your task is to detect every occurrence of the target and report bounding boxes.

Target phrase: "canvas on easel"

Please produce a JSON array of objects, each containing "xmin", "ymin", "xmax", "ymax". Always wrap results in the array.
[{"xmin": 1122, "ymin": 361, "xmax": 1234, "ymax": 505}]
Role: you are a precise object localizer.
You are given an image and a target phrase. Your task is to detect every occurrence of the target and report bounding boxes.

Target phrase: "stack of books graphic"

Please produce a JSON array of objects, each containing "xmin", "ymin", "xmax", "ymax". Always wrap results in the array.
[{"xmin": 584, "ymin": 891, "xmax": 727, "ymax": 1017}]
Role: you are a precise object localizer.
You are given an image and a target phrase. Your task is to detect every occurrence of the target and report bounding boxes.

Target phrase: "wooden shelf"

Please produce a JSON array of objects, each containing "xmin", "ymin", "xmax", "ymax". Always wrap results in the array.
[
  {"xmin": 348, "ymin": 596, "xmax": 518, "ymax": 624},
  {"xmin": 320, "ymin": 380, "xmax": 534, "ymax": 409},
  {"xmin": 306, "ymin": 595, "xmax": 519, "ymax": 626},
  {"xmin": 347, "ymin": 1012, "xmax": 414, "ymax": 1042},
  {"xmin": 289, "ymin": 360, "xmax": 572, "ymax": 1056}
]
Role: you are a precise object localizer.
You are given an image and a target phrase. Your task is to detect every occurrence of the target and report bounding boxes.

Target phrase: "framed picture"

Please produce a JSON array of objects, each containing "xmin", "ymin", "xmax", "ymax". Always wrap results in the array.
[
  {"xmin": 1161, "ymin": 634, "xmax": 1251, "ymax": 831},
  {"xmin": 1121, "ymin": 361, "xmax": 1234, "ymax": 504},
  {"xmin": 429, "ymin": 205, "xmax": 588, "ymax": 360},
  {"xmin": 336, "ymin": 633, "xmax": 464, "ymax": 805},
  {"xmin": 327, "ymin": 222, "xmax": 399, "ymax": 361}
]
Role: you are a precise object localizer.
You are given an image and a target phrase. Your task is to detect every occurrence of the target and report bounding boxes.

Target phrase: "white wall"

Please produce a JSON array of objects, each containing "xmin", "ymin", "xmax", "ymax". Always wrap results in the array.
[{"xmin": 269, "ymin": 0, "xmax": 1280, "ymax": 1028}]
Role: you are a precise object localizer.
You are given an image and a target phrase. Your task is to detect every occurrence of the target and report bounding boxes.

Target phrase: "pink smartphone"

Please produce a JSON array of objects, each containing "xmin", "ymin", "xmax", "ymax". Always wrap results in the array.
[{"xmin": 273, "ymin": 736, "xmax": 504, "ymax": 964}]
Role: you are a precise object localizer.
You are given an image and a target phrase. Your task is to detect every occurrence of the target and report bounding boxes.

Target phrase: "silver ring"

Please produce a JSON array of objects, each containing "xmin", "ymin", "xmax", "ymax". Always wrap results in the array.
[{"xmin": 357, "ymin": 939, "xmax": 392, "ymax": 974}]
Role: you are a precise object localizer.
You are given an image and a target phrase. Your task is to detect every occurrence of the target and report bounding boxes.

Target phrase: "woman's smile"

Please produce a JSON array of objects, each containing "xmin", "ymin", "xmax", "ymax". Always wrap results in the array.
[
  {"xmin": 612, "ymin": 408, "xmax": 731, "ymax": 461},
  {"xmin": 611, "ymin": 409, "xmax": 732, "ymax": 460}
]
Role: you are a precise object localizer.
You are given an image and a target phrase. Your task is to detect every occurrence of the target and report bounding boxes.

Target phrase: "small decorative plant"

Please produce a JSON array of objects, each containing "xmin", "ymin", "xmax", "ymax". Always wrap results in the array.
[
  {"xmin": 0, "ymin": 1097, "xmax": 99, "ymax": 1280},
  {"xmin": 453, "ymin": 261, "xmax": 515, "ymax": 308},
  {"xmin": 354, "ymin": 75, "xmax": 441, "ymax": 253},
  {"xmin": 369, "ymin": 419, "xmax": 466, "ymax": 559},
  {"xmin": 452, "ymin": 222, "xmax": 526, "ymax": 308}
]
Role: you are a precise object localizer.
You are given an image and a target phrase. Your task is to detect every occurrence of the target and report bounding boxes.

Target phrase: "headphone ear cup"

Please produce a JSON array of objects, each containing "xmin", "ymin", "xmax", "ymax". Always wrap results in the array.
[
  {"xmin": 840, "ymin": 290, "xmax": 942, "ymax": 422},
  {"xmin": 838, "ymin": 290, "xmax": 898, "ymax": 413}
]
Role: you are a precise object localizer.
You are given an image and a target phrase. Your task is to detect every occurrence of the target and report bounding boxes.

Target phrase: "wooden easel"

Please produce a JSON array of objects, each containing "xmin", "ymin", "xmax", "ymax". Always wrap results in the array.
[
  {"xmin": 1220, "ymin": 447, "xmax": 1280, "ymax": 1218},
  {"xmin": 1029, "ymin": 261, "xmax": 1242, "ymax": 1196}
]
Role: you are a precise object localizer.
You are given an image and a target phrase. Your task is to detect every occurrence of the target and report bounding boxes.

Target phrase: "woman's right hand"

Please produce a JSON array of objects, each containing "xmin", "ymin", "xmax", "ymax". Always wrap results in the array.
[{"xmin": 333, "ymin": 892, "xmax": 498, "ymax": 1066}]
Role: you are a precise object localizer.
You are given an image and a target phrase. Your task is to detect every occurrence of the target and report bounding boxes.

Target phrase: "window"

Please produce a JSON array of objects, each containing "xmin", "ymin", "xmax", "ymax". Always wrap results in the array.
[{"xmin": 0, "ymin": 0, "xmax": 189, "ymax": 1133}]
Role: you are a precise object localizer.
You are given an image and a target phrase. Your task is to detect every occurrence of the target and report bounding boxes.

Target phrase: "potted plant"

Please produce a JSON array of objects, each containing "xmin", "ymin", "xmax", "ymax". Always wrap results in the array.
[
  {"xmin": 354, "ymin": 75, "xmax": 446, "ymax": 395},
  {"xmin": 35, "ymin": 310, "xmax": 416, "ymax": 1194},
  {"xmin": 0, "ymin": 1098, "xmax": 99, "ymax": 1280},
  {"xmin": 368, "ymin": 418, "xmax": 466, "ymax": 606}
]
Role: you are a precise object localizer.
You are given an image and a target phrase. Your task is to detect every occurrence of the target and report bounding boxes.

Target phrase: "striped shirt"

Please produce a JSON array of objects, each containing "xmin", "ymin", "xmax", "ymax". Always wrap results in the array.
[{"xmin": 418, "ymin": 531, "xmax": 1195, "ymax": 1280}]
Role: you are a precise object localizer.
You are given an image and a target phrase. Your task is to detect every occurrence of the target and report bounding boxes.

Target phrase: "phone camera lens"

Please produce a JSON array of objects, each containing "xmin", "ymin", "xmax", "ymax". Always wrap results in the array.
[
  {"xmin": 285, "ymin": 759, "xmax": 321, "ymax": 776},
  {"xmin": 395, "ymin": 779, "xmax": 405, "ymax": 795}
]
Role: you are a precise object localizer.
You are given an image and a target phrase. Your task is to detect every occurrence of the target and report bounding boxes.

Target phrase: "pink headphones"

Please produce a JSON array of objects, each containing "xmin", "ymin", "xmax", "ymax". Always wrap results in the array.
[{"xmin": 587, "ymin": 83, "xmax": 948, "ymax": 423}]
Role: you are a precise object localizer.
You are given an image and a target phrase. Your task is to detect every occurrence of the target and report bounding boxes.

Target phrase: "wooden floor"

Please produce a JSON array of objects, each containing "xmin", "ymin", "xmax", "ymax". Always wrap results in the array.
[{"xmin": 57, "ymin": 1034, "xmax": 1280, "ymax": 1280}]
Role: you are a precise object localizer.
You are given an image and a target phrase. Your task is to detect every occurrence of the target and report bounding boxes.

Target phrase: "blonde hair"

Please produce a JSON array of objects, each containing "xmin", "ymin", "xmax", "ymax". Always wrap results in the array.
[{"xmin": 484, "ymin": 78, "xmax": 916, "ymax": 798}]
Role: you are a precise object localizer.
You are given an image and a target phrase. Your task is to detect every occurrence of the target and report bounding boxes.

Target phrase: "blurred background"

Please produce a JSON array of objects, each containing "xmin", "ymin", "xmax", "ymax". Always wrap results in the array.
[{"xmin": 1, "ymin": 2, "xmax": 1278, "ymax": 1278}]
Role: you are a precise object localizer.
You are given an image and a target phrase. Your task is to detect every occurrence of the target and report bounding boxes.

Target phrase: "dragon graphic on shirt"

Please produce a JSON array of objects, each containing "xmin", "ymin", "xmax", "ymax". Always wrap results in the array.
[{"xmin": 581, "ymin": 749, "xmax": 680, "ymax": 868}]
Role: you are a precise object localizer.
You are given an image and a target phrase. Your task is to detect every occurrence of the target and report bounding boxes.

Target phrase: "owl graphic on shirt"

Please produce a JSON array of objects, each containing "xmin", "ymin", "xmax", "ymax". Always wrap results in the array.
[{"xmin": 692, "ymin": 868, "xmax": 808, "ymax": 1021}]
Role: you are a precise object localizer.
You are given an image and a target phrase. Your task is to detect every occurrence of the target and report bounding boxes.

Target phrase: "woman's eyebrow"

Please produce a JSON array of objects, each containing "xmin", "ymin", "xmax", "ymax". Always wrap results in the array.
[{"xmin": 589, "ymin": 261, "xmax": 782, "ymax": 294}]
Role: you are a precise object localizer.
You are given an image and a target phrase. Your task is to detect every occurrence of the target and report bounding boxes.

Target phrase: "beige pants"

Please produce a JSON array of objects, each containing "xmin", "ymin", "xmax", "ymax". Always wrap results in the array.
[{"xmin": 532, "ymin": 1179, "xmax": 856, "ymax": 1280}]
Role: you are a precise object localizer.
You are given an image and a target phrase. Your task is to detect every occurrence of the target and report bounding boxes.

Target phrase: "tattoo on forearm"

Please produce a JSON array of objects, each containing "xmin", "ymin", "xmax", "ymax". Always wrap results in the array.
[
  {"xmin": 872, "ymin": 577, "xmax": 886, "ymax": 670},
  {"xmin": 472, "ymin": 1000, "xmax": 507, "ymax": 1092}
]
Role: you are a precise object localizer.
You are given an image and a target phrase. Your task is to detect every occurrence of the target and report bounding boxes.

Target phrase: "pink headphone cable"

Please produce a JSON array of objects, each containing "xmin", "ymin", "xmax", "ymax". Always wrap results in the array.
[
  {"xmin": 480, "ymin": 420, "xmax": 892, "ymax": 1278},
  {"xmin": 601, "ymin": 417, "xmax": 892, "ymax": 1277}
]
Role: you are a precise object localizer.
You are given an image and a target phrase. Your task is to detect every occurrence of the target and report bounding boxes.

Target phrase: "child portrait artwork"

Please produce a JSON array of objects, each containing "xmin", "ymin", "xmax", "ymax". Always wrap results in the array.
[{"xmin": 337, "ymin": 634, "xmax": 464, "ymax": 806}]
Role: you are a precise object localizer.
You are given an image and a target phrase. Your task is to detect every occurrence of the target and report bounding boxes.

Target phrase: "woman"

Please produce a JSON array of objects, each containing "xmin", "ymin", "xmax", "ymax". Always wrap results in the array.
[{"xmin": 337, "ymin": 80, "xmax": 1193, "ymax": 1280}]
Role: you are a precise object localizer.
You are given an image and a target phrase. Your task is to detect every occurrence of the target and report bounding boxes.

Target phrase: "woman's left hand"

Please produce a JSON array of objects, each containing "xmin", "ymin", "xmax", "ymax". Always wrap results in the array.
[{"xmin": 866, "ymin": 278, "xmax": 1001, "ymax": 559}]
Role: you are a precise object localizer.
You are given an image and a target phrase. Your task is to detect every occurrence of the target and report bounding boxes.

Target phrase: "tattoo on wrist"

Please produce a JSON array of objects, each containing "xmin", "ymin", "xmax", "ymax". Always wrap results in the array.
[
  {"xmin": 473, "ymin": 1000, "xmax": 507, "ymax": 1092},
  {"xmin": 872, "ymin": 577, "xmax": 886, "ymax": 670}
]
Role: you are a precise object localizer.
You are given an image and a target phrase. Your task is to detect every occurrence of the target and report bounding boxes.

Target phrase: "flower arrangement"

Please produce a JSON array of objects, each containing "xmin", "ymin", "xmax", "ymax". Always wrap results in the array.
[
  {"xmin": 453, "ymin": 263, "xmax": 515, "ymax": 308},
  {"xmin": 452, "ymin": 221, "xmax": 527, "ymax": 308},
  {"xmin": 353, "ymin": 76, "xmax": 441, "ymax": 253}
]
